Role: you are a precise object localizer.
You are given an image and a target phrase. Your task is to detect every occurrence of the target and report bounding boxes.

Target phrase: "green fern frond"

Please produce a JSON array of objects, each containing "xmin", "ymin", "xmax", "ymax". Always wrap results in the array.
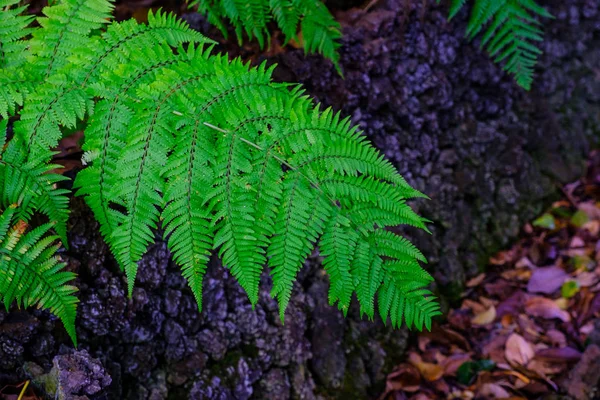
[
  {"xmin": 0, "ymin": 0, "xmax": 35, "ymax": 119},
  {"xmin": 0, "ymin": 206, "xmax": 78, "ymax": 345},
  {"xmin": 300, "ymin": 0, "xmax": 342, "ymax": 73},
  {"xmin": 27, "ymin": 0, "xmax": 114, "ymax": 79},
  {"xmin": 2, "ymin": 0, "xmax": 439, "ymax": 342},
  {"xmin": 189, "ymin": 0, "xmax": 342, "ymax": 71},
  {"xmin": 0, "ymin": 0, "xmax": 34, "ymax": 68},
  {"xmin": 441, "ymin": 0, "xmax": 552, "ymax": 90}
]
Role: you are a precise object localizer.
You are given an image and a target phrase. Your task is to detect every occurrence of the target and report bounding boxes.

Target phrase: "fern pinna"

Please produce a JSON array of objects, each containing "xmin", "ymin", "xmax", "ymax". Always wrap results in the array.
[
  {"xmin": 188, "ymin": 0, "xmax": 342, "ymax": 72},
  {"xmin": 0, "ymin": 0, "xmax": 440, "ymax": 344},
  {"xmin": 441, "ymin": 0, "xmax": 552, "ymax": 90}
]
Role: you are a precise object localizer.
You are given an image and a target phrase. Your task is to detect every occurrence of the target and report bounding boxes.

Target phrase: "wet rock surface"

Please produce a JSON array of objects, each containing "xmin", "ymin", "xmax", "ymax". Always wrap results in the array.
[{"xmin": 1, "ymin": 0, "xmax": 599, "ymax": 399}]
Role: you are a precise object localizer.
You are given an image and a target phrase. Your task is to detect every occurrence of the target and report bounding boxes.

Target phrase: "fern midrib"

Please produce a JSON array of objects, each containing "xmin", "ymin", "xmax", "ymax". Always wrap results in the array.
[
  {"xmin": 44, "ymin": 0, "xmax": 86, "ymax": 78},
  {"xmin": 95, "ymin": 58, "xmax": 180, "ymax": 234},
  {"xmin": 28, "ymin": 25, "xmax": 194, "ymax": 153},
  {"xmin": 81, "ymin": 25, "xmax": 197, "ymax": 87},
  {"xmin": 0, "ymin": 242, "xmax": 69, "ymax": 314},
  {"xmin": 275, "ymin": 173, "xmax": 302, "ymax": 293},
  {"xmin": 26, "ymin": 86, "xmax": 71, "ymax": 156},
  {"xmin": 125, "ymin": 74, "xmax": 210, "ymax": 260},
  {"xmin": 215, "ymin": 113, "xmax": 287, "ymax": 205},
  {"xmin": 0, "ymin": 159, "xmax": 64, "ymax": 220}
]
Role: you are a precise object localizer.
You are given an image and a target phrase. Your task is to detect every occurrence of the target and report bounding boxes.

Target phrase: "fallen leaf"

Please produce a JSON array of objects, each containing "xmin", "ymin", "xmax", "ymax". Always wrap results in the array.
[
  {"xmin": 442, "ymin": 353, "xmax": 472, "ymax": 376},
  {"xmin": 525, "ymin": 297, "xmax": 571, "ymax": 322},
  {"xmin": 472, "ymin": 305, "xmax": 497, "ymax": 326},
  {"xmin": 483, "ymin": 334, "xmax": 511, "ymax": 366},
  {"xmin": 533, "ymin": 213, "xmax": 556, "ymax": 229},
  {"xmin": 569, "ymin": 254, "xmax": 595, "ymax": 270},
  {"xmin": 496, "ymin": 291, "xmax": 528, "ymax": 317},
  {"xmin": 456, "ymin": 359, "xmax": 495, "ymax": 385},
  {"xmin": 534, "ymin": 347, "xmax": 582, "ymax": 363},
  {"xmin": 477, "ymin": 383, "xmax": 511, "ymax": 399},
  {"xmin": 570, "ymin": 209, "xmax": 590, "ymax": 227},
  {"xmin": 578, "ymin": 202, "xmax": 600, "ymax": 220},
  {"xmin": 463, "ymin": 299, "xmax": 486, "ymax": 314},
  {"xmin": 527, "ymin": 267, "xmax": 569, "ymax": 294},
  {"xmin": 544, "ymin": 330, "xmax": 567, "ymax": 347},
  {"xmin": 408, "ymin": 353, "xmax": 444, "ymax": 382},
  {"xmin": 582, "ymin": 220, "xmax": 600, "ymax": 235},
  {"xmin": 505, "ymin": 333, "xmax": 535, "ymax": 366},
  {"xmin": 576, "ymin": 271, "xmax": 599, "ymax": 287},
  {"xmin": 527, "ymin": 359, "xmax": 567, "ymax": 376},
  {"xmin": 383, "ymin": 364, "xmax": 421, "ymax": 393},
  {"xmin": 561, "ymin": 280, "xmax": 580, "ymax": 299},
  {"xmin": 466, "ymin": 273, "xmax": 486, "ymax": 287}
]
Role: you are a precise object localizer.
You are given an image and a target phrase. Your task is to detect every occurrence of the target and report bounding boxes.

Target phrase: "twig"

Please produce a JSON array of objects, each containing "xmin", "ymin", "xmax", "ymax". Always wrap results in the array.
[{"xmin": 17, "ymin": 380, "xmax": 30, "ymax": 400}]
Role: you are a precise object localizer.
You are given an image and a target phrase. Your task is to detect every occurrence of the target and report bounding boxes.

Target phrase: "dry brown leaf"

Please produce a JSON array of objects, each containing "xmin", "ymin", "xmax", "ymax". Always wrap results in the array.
[
  {"xmin": 463, "ymin": 299, "xmax": 487, "ymax": 314},
  {"xmin": 505, "ymin": 333, "xmax": 535, "ymax": 366},
  {"xmin": 466, "ymin": 273, "xmax": 486, "ymax": 287},
  {"xmin": 525, "ymin": 297, "xmax": 571, "ymax": 322},
  {"xmin": 408, "ymin": 353, "xmax": 444, "ymax": 382},
  {"xmin": 472, "ymin": 305, "xmax": 497, "ymax": 326},
  {"xmin": 383, "ymin": 364, "xmax": 421, "ymax": 393}
]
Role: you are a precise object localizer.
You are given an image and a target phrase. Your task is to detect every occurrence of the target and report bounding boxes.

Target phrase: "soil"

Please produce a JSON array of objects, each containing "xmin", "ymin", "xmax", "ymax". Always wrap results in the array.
[{"xmin": 1, "ymin": 0, "xmax": 599, "ymax": 399}]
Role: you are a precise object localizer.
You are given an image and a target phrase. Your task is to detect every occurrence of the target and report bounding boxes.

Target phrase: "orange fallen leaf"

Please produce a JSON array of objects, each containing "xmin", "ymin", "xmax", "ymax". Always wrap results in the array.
[
  {"xmin": 466, "ymin": 273, "xmax": 486, "ymax": 287},
  {"xmin": 408, "ymin": 353, "xmax": 444, "ymax": 382},
  {"xmin": 505, "ymin": 333, "xmax": 535, "ymax": 366}
]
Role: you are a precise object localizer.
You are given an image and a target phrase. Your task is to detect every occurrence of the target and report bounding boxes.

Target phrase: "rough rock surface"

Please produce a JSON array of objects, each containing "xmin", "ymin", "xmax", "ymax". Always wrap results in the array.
[{"xmin": 0, "ymin": 0, "xmax": 599, "ymax": 399}]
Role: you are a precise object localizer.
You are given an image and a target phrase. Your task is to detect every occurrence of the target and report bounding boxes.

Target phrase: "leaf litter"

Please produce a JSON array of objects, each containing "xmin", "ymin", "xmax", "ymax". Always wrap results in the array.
[{"xmin": 381, "ymin": 151, "xmax": 600, "ymax": 400}]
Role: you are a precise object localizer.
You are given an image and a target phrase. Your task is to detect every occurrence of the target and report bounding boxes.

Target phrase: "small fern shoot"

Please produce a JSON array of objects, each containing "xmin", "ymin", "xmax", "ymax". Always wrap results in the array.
[{"xmin": 0, "ymin": 0, "xmax": 440, "ymax": 343}]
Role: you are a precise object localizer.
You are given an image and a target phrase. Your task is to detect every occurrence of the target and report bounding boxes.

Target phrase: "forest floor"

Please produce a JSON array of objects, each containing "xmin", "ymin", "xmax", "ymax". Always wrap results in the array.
[{"xmin": 380, "ymin": 151, "xmax": 600, "ymax": 399}]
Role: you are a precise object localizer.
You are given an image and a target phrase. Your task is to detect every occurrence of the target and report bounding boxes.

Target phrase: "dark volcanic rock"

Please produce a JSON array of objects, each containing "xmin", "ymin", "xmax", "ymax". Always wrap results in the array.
[{"xmin": 1, "ymin": 0, "xmax": 599, "ymax": 399}]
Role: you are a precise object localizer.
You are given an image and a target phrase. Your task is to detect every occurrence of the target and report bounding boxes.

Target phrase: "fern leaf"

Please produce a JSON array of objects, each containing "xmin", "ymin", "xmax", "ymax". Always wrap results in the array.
[
  {"xmin": 28, "ymin": 0, "xmax": 114, "ymax": 79},
  {"xmin": 320, "ymin": 210, "xmax": 358, "ymax": 312},
  {"xmin": 269, "ymin": 0, "xmax": 300, "ymax": 42},
  {"xmin": 269, "ymin": 176, "xmax": 330, "ymax": 320},
  {"xmin": 0, "ymin": 140, "xmax": 70, "ymax": 244},
  {"xmin": 0, "ymin": 206, "xmax": 78, "ymax": 344},
  {"xmin": 190, "ymin": 0, "xmax": 342, "ymax": 70},
  {"xmin": 299, "ymin": 0, "xmax": 342, "ymax": 73},
  {"xmin": 0, "ymin": 0, "xmax": 34, "ymax": 69}
]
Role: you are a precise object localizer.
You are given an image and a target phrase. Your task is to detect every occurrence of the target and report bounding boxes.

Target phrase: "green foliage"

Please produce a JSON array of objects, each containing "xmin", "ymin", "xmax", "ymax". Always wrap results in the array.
[
  {"xmin": 440, "ymin": 0, "xmax": 552, "ymax": 90},
  {"xmin": 188, "ymin": 0, "xmax": 342, "ymax": 72},
  {"xmin": 0, "ymin": 206, "xmax": 78, "ymax": 345},
  {"xmin": 0, "ymin": 0, "xmax": 440, "ymax": 343}
]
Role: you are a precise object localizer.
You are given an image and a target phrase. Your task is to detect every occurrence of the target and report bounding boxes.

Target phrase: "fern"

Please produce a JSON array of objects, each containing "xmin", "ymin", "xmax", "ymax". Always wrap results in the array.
[
  {"xmin": 188, "ymin": 0, "xmax": 342, "ymax": 72},
  {"xmin": 0, "ymin": 204, "xmax": 78, "ymax": 344},
  {"xmin": 0, "ymin": 0, "xmax": 440, "ymax": 343},
  {"xmin": 439, "ymin": 0, "xmax": 552, "ymax": 90}
]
